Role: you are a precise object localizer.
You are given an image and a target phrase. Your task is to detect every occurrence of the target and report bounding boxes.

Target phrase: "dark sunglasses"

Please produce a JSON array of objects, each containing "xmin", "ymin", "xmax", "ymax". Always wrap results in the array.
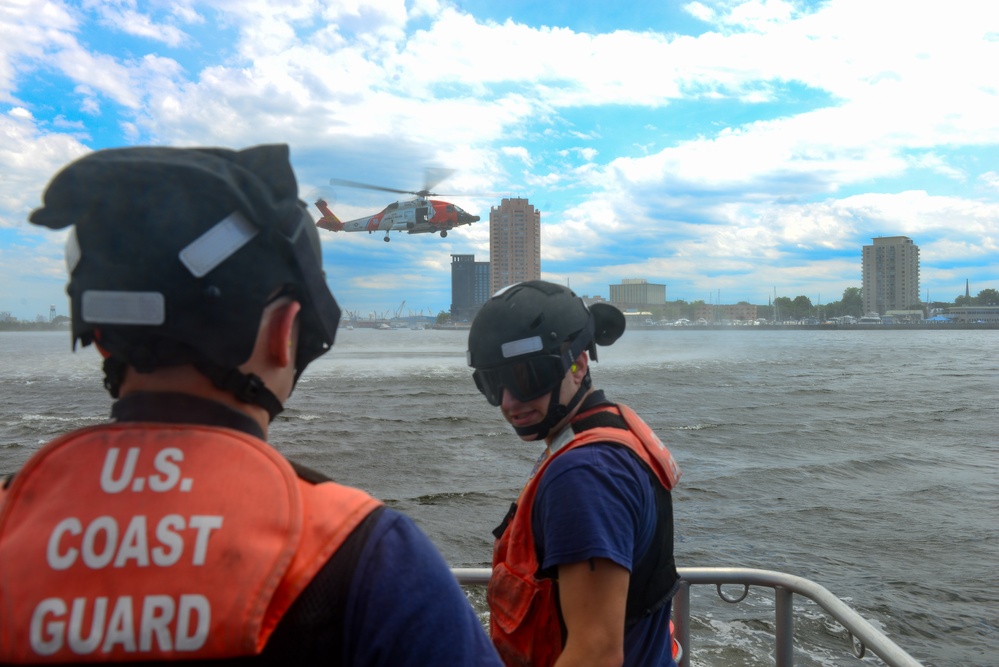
[{"xmin": 472, "ymin": 354, "xmax": 570, "ymax": 406}]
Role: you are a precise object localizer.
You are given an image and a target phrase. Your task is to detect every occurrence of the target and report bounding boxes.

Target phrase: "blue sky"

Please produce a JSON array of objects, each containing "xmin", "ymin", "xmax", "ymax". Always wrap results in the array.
[{"xmin": 2, "ymin": 0, "xmax": 997, "ymax": 322}]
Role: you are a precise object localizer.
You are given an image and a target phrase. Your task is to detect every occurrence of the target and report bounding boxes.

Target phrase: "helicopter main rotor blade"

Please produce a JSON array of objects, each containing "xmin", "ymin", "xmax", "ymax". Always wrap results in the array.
[
  {"xmin": 423, "ymin": 167, "xmax": 456, "ymax": 195},
  {"xmin": 330, "ymin": 172, "xmax": 496, "ymax": 199},
  {"xmin": 330, "ymin": 178, "xmax": 418, "ymax": 196}
]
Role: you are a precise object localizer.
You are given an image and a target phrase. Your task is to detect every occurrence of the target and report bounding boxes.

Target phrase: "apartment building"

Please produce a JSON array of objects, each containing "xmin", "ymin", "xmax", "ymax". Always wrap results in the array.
[
  {"xmin": 862, "ymin": 236, "xmax": 920, "ymax": 315},
  {"xmin": 450, "ymin": 254, "xmax": 491, "ymax": 322},
  {"xmin": 489, "ymin": 198, "xmax": 541, "ymax": 294}
]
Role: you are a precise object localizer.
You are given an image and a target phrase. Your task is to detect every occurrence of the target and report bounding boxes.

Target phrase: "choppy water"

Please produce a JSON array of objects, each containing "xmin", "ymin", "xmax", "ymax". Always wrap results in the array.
[{"xmin": 2, "ymin": 328, "xmax": 996, "ymax": 666}]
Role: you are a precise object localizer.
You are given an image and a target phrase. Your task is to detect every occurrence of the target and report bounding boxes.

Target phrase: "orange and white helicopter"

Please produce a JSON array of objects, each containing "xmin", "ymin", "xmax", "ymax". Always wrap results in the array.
[{"xmin": 315, "ymin": 171, "xmax": 481, "ymax": 242}]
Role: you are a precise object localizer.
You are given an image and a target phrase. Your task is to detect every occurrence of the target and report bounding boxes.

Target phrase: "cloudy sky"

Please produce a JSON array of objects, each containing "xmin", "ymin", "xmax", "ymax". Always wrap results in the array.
[{"xmin": 2, "ymin": 0, "xmax": 998, "ymax": 321}]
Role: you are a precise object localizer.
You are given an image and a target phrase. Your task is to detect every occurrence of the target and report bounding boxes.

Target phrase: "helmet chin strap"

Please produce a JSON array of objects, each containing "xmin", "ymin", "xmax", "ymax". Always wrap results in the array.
[
  {"xmin": 193, "ymin": 358, "xmax": 284, "ymax": 422},
  {"xmin": 513, "ymin": 372, "xmax": 591, "ymax": 441},
  {"xmin": 102, "ymin": 354, "xmax": 284, "ymax": 422}
]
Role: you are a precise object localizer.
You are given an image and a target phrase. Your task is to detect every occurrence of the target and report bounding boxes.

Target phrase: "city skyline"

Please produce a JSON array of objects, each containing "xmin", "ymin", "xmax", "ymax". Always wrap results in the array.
[{"xmin": 2, "ymin": 1, "xmax": 998, "ymax": 322}]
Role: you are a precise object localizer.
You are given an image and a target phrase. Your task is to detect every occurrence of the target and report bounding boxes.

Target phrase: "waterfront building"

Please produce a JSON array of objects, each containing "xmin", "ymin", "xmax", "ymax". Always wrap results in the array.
[
  {"xmin": 884, "ymin": 309, "xmax": 924, "ymax": 323},
  {"xmin": 942, "ymin": 305, "xmax": 999, "ymax": 324},
  {"xmin": 862, "ymin": 236, "xmax": 921, "ymax": 316},
  {"xmin": 693, "ymin": 303, "xmax": 758, "ymax": 323},
  {"xmin": 609, "ymin": 279, "xmax": 666, "ymax": 311},
  {"xmin": 489, "ymin": 198, "xmax": 540, "ymax": 294},
  {"xmin": 450, "ymin": 254, "xmax": 490, "ymax": 322}
]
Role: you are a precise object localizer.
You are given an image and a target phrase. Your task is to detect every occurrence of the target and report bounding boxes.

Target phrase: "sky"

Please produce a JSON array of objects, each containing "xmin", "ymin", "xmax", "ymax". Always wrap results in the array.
[{"xmin": 1, "ymin": 0, "xmax": 998, "ymax": 322}]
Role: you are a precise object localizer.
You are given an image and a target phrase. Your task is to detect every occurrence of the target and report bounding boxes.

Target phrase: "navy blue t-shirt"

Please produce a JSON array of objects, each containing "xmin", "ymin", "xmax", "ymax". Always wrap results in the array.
[
  {"xmin": 533, "ymin": 443, "xmax": 677, "ymax": 667},
  {"xmin": 344, "ymin": 508, "xmax": 500, "ymax": 666}
]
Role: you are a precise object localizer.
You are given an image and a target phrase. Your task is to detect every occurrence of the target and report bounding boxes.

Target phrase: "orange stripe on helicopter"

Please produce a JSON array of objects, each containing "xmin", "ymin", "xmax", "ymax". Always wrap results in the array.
[{"xmin": 314, "ymin": 199, "xmax": 344, "ymax": 232}]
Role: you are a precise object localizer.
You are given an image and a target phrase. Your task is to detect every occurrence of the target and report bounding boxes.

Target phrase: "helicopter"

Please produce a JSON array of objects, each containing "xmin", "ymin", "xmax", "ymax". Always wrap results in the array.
[{"xmin": 315, "ymin": 170, "xmax": 481, "ymax": 242}]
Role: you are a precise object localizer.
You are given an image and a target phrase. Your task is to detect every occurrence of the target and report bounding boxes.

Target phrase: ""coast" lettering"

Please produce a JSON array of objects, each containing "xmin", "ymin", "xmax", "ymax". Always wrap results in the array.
[{"xmin": 46, "ymin": 514, "xmax": 223, "ymax": 570}]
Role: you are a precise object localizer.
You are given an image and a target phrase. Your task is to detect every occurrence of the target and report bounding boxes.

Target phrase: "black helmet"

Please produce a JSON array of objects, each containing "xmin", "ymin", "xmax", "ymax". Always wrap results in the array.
[
  {"xmin": 467, "ymin": 281, "xmax": 624, "ymax": 437},
  {"xmin": 29, "ymin": 144, "xmax": 340, "ymax": 419}
]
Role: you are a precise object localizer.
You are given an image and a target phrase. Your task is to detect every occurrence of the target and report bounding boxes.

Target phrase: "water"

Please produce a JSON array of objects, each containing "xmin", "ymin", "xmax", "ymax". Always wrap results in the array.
[{"xmin": 2, "ymin": 328, "xmax": 996, "ymax": 666}]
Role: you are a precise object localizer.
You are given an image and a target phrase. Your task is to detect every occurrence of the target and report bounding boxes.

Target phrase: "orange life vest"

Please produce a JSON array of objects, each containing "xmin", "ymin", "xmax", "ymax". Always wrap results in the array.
[
  {"xmin": 487, "ymin": 403, "xmax": 681, "ymax": 667},
  {"xmin": 0, "ymin": 422, "xmax": 381, "ymax": 663}
]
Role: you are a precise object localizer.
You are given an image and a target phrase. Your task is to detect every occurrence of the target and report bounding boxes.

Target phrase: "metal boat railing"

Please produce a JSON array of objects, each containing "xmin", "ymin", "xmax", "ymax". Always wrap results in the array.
[{"xmin": 451, "ymin": 566, "xmax": 925, "ymax": 667}]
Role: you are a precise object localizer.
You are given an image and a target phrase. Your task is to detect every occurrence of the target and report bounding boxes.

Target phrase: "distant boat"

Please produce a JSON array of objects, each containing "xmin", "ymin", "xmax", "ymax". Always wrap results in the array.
[{"xmin": 858, "ymin": 315, "xmax": 882, "ymax": 324}]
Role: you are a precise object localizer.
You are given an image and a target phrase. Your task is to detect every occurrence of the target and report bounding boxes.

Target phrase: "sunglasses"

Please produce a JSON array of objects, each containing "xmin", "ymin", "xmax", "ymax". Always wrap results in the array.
[{"xmin": 472, "ymin": 354, "xmax": 570, "ymax": 406}]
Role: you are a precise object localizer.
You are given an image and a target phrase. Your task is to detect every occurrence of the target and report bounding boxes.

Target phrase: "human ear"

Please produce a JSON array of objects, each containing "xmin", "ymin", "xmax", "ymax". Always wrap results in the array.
[{"xmin": 269, "ymin": 300, "xmax": 301, "ymax": 368}]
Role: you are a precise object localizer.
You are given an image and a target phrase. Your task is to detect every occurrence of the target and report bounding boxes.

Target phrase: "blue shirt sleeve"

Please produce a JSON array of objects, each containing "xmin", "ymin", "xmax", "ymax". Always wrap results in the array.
[
  {"xmin": 533, "ymin": 443, "xmax": 658, "ymax": 575},
  {"xmin": 344, "ymin": 509, "xmax": 502, "ymax": 667}
]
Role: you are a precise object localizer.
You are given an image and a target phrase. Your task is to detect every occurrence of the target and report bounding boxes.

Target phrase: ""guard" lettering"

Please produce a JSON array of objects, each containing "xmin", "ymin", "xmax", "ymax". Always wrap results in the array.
[{"xmin": 30, "ymin": 594, "xmax": 210, "ymax": 656}]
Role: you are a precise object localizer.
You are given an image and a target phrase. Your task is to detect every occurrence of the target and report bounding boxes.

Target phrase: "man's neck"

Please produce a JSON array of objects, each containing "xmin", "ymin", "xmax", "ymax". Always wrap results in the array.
[{"xmin": 118, "ymin": 364, "xmax": 271, "ymax": 437}]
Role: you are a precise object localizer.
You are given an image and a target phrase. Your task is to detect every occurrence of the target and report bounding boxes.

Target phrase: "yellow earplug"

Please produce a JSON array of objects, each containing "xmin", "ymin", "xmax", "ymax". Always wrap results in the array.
[{"xmin": 571, "ymin": 364, "xmax": 578, "ymax": 373}]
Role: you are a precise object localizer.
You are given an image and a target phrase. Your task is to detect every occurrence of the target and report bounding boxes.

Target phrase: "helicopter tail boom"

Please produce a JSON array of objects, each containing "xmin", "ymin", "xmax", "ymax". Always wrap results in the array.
[{"xmin": 314, "ymin": 199, "xmax": 344, "ymax": 232}]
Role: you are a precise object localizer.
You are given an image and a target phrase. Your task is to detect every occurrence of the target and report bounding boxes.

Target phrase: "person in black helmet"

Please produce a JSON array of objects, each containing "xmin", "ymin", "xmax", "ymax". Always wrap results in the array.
[
  {"xmin": 468, "ymin": 280, "xmax": 683, "ymax": 667},
  {"xmin": 0, "ymin": 145, "xmax": 501, "ymax": 666}
]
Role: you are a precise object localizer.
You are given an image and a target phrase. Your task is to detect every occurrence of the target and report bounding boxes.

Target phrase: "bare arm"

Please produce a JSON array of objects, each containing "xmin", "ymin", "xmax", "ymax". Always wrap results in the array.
[{"xmin": 552, "ymin": 557, "xmax": 630, "ymax": 667}]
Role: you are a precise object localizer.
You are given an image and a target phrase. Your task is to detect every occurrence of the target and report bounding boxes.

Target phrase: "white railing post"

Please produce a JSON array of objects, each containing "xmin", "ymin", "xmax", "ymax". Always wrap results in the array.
[
  {"xmin": 774, "ymin": 586, "xmax": 794, "ymax": 666},
  {"xmin": 673, "ymin": 579, "xmax": 692, "ymax": 667}
]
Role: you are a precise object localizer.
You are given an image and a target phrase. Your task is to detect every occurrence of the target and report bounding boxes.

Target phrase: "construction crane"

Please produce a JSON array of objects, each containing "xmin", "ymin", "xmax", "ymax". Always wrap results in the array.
[{"xmin": 394, "ymin": 300, "xmax": 406, "ymax": 319}]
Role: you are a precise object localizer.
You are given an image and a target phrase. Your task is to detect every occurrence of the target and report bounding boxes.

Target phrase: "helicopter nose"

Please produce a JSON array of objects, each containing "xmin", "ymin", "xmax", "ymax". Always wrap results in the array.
[{"xmin": 462, "ymin": 212, "xmax": 481, "ymax": 223}]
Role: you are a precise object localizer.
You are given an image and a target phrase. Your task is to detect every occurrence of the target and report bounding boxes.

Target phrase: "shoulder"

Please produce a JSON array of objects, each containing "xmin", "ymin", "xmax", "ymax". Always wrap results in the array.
[
  {"xmin": 535, "ymin": 443, "xmax": 657, "ymax": 530},
  {"xmin": 544, "ymin": 441, "xmax": 651, "ymax": 486},
  {"xmin": 356, "ymin": 508, "xmax": 444, "ymax": 564}
]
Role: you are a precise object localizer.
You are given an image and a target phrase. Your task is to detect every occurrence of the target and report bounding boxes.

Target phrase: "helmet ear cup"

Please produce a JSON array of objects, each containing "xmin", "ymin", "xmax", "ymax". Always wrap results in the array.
[{"xmin": 591, "ymin": 302, "xmax": 626, "ymax": 346}]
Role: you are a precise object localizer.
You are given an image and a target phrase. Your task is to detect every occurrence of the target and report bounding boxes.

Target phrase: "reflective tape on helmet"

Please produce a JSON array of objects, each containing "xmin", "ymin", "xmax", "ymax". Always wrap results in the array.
[
  {"xmin": 65, "ymin": 228, "xmax": 81, "ymax": 274},
  {"xmin": 81, "ymin": 291, "xmax": 165, "ymax": 326},
  {"xmin": 179, "ymin": 211, "xmax": 259, "ymax": 278},
  {"xmin": 501, "ymin": 336, "xmax": 543, "ymax": 359}
]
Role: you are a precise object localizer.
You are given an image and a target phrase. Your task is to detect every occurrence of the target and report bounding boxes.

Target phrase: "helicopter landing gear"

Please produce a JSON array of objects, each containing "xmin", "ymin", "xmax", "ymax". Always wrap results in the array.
[
  {"xmin": 383, "ymin": 235, "xmax": 391, "ymax": 242},
  {"xmin": 440, "ymin": 230, "xmax": 448, "ymax": 238}
]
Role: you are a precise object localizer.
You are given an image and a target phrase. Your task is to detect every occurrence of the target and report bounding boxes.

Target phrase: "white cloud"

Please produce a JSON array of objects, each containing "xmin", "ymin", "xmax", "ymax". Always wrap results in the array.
[
  {"xmin": 683, "ymin": 2, "xmax": 714, "ymax": 24},
  {"xmin": 0, "ymin": 111, "xmax": 90, "ymax": 229},
  {"xmin": 86, "ymin": 0, "xmax": 190, "ymax": 47},
  {"xmin": 979, "ymin": 171, "xmax": 999, "ymax": 191},
  {"xmin": 500, "ymin": 146, "xmax": 532, "ymax": 166}
]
